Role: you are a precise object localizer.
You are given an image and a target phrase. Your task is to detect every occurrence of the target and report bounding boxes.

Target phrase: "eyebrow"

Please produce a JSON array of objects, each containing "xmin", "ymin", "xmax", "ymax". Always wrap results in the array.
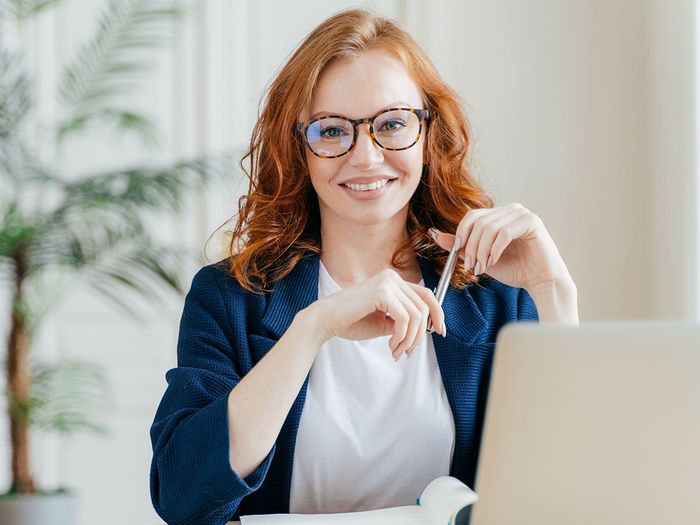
[{"xmin": 308, "ymin": 101, "xmax": 416, "ymax": 120}]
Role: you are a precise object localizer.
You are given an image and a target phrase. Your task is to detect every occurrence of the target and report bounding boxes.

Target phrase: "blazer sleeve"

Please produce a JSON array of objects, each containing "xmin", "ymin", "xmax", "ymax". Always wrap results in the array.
[
  {"xmin": 150, "ymin": 266, "xmax": 275, "ymax": 525},
  {"xmin": 517, "ymin": 287, "xmax": 539, "ymax": 322}
]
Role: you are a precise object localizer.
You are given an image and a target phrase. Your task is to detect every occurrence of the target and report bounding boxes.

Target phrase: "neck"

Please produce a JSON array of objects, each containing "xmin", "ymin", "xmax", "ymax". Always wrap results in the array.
[{"xmin": 318, "ymin": 212, "xmax": 420, "ymax": 286}]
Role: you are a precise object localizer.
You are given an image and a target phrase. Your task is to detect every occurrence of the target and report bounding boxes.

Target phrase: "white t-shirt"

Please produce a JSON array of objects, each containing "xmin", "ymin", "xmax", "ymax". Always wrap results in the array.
[{"xmin": 288, "ymin": 261, "xmax": 456, "ymax": 513}]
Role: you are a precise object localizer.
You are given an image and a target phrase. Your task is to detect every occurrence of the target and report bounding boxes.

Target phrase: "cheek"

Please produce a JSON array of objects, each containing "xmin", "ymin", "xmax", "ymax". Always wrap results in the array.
[
  {"xmin": 306, "ymin": 152, "xmax": 341, "ymax": 186},
  {"xmin": 387, "ymin": 149, "xmax": 423, "ymax": 178}
]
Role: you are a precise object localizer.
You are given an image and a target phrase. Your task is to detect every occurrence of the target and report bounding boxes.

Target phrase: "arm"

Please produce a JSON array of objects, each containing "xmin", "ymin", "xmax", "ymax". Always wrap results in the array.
[
  {"xmin": 526, "ymin": 278, "xmax": 579, "ymax": 325},
  {"xmin": 228, "ymin": 305, "xmax": 326, "ymax": 479},
  {"xmin": 149, "ymin": 267, "xmax": 326, "ymax": 524}
]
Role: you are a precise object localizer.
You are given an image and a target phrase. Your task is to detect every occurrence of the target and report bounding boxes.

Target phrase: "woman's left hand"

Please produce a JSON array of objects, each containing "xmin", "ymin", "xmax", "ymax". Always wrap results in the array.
[{"xmin": 430, "ymin": 202, "xmax": 573, "ymax": 292}]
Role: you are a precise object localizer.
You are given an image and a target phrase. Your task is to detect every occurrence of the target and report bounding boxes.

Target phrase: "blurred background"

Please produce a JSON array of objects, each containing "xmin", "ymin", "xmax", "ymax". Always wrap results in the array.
[{"xmin": 0, "ymin": 0, "xmax": 697, "ymax": 523}]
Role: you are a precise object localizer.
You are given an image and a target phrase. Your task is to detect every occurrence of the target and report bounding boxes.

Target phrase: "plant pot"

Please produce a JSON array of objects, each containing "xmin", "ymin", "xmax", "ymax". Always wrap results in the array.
[{"xmin": 0, "ymin": 490, "xmax": 78, "ymax": 525}]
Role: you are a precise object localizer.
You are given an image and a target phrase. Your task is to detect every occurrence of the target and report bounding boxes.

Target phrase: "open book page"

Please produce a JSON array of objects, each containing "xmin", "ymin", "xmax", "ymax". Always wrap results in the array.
[{"xmin": 240, "ymin": 476, "xmax": 478, "ymax": 525}]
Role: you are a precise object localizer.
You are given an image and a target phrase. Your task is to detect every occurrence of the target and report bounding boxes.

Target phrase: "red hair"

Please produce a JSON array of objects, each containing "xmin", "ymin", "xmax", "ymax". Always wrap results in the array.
[{"xmin": 213, "ymin": 8, "xmax": 493, "ymax": 295}]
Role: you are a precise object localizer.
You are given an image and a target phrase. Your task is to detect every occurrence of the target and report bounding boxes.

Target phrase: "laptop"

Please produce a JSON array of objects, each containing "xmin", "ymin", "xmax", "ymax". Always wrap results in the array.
[{"xmin": 468, "ymin": 321, "xmax": 700, "ymax": 525}]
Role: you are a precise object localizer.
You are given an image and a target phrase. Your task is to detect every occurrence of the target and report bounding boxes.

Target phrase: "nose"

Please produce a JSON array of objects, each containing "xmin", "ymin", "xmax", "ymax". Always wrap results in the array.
[{"xmin": 348, "ymin": 123, "xmax": 383, "ymax": 169}]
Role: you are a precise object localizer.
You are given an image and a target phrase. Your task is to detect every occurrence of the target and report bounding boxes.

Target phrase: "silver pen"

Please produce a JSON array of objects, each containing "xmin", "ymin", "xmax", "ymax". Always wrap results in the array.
[{"xmin": 426, "ymin": 234, "xmax": 463, "ymax": 333}]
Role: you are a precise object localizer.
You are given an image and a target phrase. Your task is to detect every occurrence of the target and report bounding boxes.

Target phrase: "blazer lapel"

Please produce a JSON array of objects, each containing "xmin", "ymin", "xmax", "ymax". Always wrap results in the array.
[{"xmin": 258, "ymin": 251, "xmax": 322, "ymax": 340}]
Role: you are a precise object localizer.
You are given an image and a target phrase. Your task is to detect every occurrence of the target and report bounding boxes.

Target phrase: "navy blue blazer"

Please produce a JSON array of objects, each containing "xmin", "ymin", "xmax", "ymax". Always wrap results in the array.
[{"xmin": 150, "ymin": 250, "xmax": 539, "ymax": 524}]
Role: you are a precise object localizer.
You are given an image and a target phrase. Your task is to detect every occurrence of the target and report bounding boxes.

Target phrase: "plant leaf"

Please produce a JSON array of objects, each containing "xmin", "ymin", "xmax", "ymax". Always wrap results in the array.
[
  {"xmin": 27, "ymin": 359, "xmax": 112, "ymax": 434},
  {"xmin": 0, "ymin": 46, "xmax": 33, "ymax": 141},
  {"xmin": 56, "ymin": 0, "xmax": 184, "ymax": 146}
]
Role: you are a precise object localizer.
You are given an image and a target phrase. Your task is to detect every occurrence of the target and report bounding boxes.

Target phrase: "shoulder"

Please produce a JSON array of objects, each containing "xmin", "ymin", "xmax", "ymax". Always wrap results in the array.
[
  {"xmin": 189, "ymin": 257, "xmax": 258, "ymax": 296},
  {"xmin": 186, "ymin": 258, "xmax": 268, "ymax": 318}
]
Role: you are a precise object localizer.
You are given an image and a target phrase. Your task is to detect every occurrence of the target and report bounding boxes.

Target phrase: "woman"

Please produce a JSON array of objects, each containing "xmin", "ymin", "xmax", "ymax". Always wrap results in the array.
[{"xmin": 150, "ymin": 8, "xmax": 578, "ymax": 525}]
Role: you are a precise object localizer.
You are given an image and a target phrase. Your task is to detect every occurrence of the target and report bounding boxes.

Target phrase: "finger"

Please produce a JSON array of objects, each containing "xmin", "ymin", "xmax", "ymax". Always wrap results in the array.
[
  {"xmin": 395, "ymin": 281, "xmax": 437, "ymax": 355},
  {"xmin": 490, "ymin": 212, "xmax": 540, "ymax": 266},
  {"xmin": 432, "ymin": 210, "xmax": 486, "ymax": 262},
  {"xmin": 392, "ymin": 277, "xmax": 427, "ymax": 359},
  {"xmin": 383, "ymin": 285, "xmax": 412, "ymax": 355},
  {"xmin": 380, "ymin": 271, "xmax": 419, "ymax": 357},
  {"xmin": 450, "ymin": 208, "xmax": 495, "ymax": 267},
  {"xmin": 404, "ymin": 281, "xmax": 446, "ymax": 338},
  {"xmin": 474, "ymin": 206, "xmax": 529, "ymax": 274},
  {"xmin": 452, "ymin": 210, "xmax": 483, "ymax": 263},
  {"xmin": 460, "ymin": 205, "xmax": 519, "ymax": 271}
]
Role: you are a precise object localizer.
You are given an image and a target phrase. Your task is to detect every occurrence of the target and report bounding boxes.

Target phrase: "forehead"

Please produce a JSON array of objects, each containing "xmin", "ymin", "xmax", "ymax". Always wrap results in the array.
[{"xmin": 307, "ymin": 48, "xmax": 424, "ymax": 120}]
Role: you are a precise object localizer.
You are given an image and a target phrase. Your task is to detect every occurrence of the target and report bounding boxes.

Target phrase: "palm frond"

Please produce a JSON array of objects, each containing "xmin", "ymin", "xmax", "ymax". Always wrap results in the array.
[
  {"xmin": 0, "ymin": 46, "xmax": 33, "ymax": 142},
  {"xmin": 83, "ymin": 242, "xmax": 187, "ymax": 318},
  {"xmin": 1, "ymin": 139, "xmax": 64, "ymax": 218},
  {"xmin": 56, "ymin": 107, "xmax": 160, "ymax": 148},
  {"xmin": 0, "ymin": 198, "xmax": 37, "ymax": 259},
  {"xmin": 26, "ymin": 206, "xmax": 189, "ymax": 326},
  {"xmin": 16, "ymin": 150, "xmax": 233, "ymax": 326},
  {"xmin": 77, "ymin": 241, "xmax": 189, "ymax": 325},
  {"xmin": 24, "ymin": 151, "xmax": 233, "ymax": 263},
  {"xmin": 3, "ymin": 0, "xmax": 61, "ymax": 20},
  {"xmin": 28, "ymin": 358, "xmax": 112, "ymax": 434},
  {"xmin": 52, "ymin": 152, "xmax": 235, "ymax": 220},
  {"xmin": 56, "ymin": 0, "xmax": 183, "ymax": 146}
]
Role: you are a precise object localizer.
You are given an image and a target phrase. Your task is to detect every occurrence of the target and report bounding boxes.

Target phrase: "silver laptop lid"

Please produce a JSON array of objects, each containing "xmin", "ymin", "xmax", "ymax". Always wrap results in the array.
[{"xmin": 470, "ymin": 321, "xmax": 700, "ymax": 525}]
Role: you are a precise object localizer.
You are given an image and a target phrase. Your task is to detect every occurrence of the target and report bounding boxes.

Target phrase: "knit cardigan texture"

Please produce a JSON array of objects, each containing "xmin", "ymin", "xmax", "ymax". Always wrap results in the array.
[{"xmin": 150, "ymin": 251, "xmax": 539, "ymax": 524}]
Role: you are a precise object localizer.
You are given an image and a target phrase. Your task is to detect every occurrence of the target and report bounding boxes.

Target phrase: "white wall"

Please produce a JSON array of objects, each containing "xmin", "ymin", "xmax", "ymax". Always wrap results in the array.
[
  {"xmin": 0, "ymin": 1, "xmax": 696, "ymax": 524},
  {"xmin": 647, "ymin": 0, "xmax": 698, "ymax": 320},
  {"xmin": 424, "ymin": 0, "xmax": 693, "ymax": 321}
]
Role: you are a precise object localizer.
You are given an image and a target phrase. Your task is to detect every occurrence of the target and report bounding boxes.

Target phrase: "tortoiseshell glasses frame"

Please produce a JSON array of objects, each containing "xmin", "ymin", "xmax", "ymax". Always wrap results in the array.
[{"xmin": 295, "ymin": 107, "xmax": 430, "ymax": 159}]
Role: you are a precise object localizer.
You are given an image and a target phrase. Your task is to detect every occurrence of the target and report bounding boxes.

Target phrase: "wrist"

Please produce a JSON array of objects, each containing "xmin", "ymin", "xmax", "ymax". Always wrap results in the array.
[
  {"xmin": 528, "ymin": 278, "xmax": 579, "ymax": 325},
  {"xmin": 295, "ymin": 300, "xmax": 333, "ymax": 347}
]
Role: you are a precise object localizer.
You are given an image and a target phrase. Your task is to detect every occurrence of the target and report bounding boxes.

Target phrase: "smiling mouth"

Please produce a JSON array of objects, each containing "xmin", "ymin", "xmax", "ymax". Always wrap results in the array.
[{"xmin": 339, "ymin": 178, "xmax": 397, "ymax": 190}]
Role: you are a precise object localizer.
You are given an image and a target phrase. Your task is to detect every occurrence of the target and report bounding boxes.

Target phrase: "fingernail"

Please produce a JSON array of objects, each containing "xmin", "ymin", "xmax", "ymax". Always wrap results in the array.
[
  {"xmin": 487, "ymin": 255, "xmax": 493, "ymax": 267},
  {"xmin": 428, "ymin": 228, "xmax": 440, "ymax": 242},
  {"xmin": 465, "ymin": 254, "xmax": 472, "ymax": 269},
  {"xmin": 474, "ymin": 260, "xmax": 481, "ymax": 275}
]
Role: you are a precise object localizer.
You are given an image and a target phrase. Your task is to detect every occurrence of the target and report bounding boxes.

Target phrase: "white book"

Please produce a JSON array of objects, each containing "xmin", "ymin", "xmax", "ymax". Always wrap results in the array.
[{"xmin": 240, "ymin": 476, "xmax": 478, "ymax": 525}]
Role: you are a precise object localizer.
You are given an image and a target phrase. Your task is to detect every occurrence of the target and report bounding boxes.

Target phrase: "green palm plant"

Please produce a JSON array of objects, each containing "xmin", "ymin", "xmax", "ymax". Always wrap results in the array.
[{"xmin": 1, "ymin": 0, "xmax": 234, "ymax": 495}]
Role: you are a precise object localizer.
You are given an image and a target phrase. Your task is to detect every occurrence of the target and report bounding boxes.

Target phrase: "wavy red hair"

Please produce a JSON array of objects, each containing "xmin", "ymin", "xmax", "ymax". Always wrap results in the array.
[{"xmin": 213, "ymin": 8, "xmax": 494, "ymax": 295}]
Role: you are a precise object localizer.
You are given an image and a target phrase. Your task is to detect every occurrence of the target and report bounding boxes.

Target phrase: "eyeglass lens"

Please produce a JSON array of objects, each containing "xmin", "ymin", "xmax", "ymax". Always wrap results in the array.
[{"xmin": 305, "ymin": 109, "xmax": 421, "ymax": 157}]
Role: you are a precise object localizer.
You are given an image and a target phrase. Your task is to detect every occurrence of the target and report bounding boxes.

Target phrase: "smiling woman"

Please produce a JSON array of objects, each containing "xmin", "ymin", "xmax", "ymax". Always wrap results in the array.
[
  {"xmin": 149, "ymin": 7, "xmax": 548, "ymax": 525},
  {"xmin": 222, "ymin": 9, "xmax": 494, "ymax": 294}
]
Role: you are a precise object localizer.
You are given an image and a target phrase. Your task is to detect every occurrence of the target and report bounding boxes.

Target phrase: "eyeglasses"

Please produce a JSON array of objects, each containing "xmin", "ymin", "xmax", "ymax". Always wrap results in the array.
[{"xmin": 296, "ymin": 107, "xmax": 430, "ymax": 159}]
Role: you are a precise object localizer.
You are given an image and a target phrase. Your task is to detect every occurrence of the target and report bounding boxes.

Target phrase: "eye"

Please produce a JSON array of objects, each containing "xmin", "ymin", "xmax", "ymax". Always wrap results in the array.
[
  {"xmin": 320, "ymin": 127, "xmax": 349, "ymax": 138},
  {"xmin": 378, "ymin": 119, "xmax": 406, "ymax": 132}
]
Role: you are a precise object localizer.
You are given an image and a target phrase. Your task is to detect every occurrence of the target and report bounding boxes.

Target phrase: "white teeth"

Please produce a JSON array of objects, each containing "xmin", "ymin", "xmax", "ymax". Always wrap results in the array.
[{"xmin": 343, "ymin": 179, "xmax": 391, "ymax": 191}]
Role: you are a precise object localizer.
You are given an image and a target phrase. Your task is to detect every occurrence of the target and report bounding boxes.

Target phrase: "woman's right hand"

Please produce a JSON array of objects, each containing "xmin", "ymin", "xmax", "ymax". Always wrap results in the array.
[{"xmin": 313, "ymin": 268, "xmax": 447, "ymax": 360}]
